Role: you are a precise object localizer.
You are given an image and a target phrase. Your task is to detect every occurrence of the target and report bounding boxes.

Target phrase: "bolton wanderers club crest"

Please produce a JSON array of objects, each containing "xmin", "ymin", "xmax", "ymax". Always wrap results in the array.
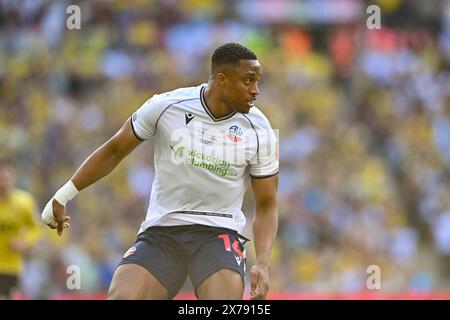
[{"xmin": 226, "ymin": 125, "xmax": 243, "ymax": 142}]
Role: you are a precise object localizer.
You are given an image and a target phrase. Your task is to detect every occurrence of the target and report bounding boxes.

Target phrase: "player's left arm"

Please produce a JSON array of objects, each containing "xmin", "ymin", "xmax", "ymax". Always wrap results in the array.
[{"xmin": 249, "ymin": 174, "xmax": 278, "ymax": 300}]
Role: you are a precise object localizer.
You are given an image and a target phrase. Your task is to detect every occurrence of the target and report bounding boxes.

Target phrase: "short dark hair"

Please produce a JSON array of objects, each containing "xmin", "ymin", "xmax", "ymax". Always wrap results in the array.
[{"xmin": 211, "ymin": 43, "xmax": 257, "ymax": 74}]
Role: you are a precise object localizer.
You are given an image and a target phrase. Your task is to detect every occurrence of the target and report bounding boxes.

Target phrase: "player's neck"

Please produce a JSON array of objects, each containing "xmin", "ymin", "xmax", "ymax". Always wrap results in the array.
[{"xmin": 203, "ymin": 85, "xmax": 234, "ymax": 119}]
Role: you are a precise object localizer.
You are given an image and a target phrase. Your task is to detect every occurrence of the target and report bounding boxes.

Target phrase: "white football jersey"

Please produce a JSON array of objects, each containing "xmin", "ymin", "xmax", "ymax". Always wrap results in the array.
[{"xmin": 131, "ymin": 84, "xmax": 278, "ymax": 234}]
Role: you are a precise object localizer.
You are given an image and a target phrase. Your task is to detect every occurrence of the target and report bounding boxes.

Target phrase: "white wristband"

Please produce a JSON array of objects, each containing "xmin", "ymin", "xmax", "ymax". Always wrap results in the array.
[
  {"xmin": 42, "ymin": 199, "xmax": 56, "ymax": 224},
  {"xmin": 54, "ymin": 180, "xmax": 79, "ymax": 206}
]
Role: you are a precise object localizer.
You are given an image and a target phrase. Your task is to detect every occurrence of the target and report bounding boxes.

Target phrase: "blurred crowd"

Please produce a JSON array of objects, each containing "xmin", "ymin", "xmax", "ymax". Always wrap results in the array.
[{"xmin": 1, "ymin": 0, "xmax": 450, "ymax": 298}]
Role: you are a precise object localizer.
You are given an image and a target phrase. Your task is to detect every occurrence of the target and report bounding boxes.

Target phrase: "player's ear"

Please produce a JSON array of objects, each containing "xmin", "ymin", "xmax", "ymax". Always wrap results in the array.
[{"xmin": 215, "ymin": 72, "xmax": 228, "ymax": 88}]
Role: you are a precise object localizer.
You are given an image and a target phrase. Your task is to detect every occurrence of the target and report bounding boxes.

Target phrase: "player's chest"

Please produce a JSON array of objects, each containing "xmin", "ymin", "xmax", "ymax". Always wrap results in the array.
[
  {"xmin": 0, "ymin": 203, "xmax": 22, "ymax": 232},
  {"xmin": 159, "ymin": 111, "xmax": 257, "ymax": 165}
]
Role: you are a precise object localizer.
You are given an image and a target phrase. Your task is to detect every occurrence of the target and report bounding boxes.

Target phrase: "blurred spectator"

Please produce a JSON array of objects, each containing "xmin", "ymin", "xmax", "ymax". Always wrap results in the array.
[{"xmin": 0, "ymin": 157, "xmax": 43, "ymax": 299}]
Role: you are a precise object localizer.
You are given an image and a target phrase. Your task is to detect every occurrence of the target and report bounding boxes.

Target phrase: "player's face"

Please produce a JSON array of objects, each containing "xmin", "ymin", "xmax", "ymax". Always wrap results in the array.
[
  {"xmin": 224, "ymin": 60, "xmax": 261, "ymax": 113},
  {"xmin": 0, "ymin": 165, "xmax": 15, "ymax": 192}
]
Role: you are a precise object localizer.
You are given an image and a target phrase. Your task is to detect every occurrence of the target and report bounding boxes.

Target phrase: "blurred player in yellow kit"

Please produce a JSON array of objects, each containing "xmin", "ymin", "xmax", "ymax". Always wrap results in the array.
[{"xmin": 0, "ymin": 157, "xmax": 42, "ymax": 299}]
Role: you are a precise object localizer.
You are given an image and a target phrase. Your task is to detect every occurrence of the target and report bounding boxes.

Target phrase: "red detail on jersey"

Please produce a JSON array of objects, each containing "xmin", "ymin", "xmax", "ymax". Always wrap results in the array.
[
  {"xmin": 275, "ymin": 143, "xmax": 279, "ymax": 161},
  {"xmin": 226, "ymin": 133, "xmax": 242, "ymax": 142}
]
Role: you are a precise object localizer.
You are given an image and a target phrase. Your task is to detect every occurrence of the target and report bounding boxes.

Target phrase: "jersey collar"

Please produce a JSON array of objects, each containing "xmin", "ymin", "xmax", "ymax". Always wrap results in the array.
[{"xmin": 200, "ymin": 86, "xmax": 236, "ymax": 122}]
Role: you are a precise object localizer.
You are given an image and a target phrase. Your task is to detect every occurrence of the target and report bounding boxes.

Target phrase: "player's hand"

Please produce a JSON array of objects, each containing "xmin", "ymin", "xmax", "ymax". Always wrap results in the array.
[
  {"xmin": 42, "ymin": 198, "xmax": 70, "ymax": 236},
  {"xmin": 249, "ymin": 264, "xmax": 270, "ymax": 300}
]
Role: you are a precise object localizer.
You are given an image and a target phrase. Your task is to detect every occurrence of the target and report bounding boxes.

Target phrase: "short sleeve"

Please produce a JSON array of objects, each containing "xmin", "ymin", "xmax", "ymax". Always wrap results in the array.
[
  {"xmin": 249, "ymin": 126, "xmax": 279, "ymax": 178},
  {"xmin": 131, "ymin": 94, "xmax": 167, "ymax": 141}
]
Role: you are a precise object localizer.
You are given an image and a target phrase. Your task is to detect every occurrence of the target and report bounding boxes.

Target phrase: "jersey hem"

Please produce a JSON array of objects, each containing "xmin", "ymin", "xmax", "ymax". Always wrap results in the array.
[
  {"xmin": 250, "ymin": 170, "xmax": 279, "ymax": 179},
  {"xmin": 130, "ymin": 117, "xmax": 146, "ymax": 141}
]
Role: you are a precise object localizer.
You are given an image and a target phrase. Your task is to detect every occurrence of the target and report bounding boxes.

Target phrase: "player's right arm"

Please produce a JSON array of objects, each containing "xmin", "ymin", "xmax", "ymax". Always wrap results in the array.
[
  {"xmin": 71, "ymin": 119, "xmax": 141, "ymax": 192},
  {"xmin": 42, "ymin": 119, "xmax": 142, "ymax": 235}
]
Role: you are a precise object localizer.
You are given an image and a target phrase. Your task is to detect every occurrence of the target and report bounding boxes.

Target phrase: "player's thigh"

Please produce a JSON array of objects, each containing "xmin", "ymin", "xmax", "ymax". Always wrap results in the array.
[
  {"xmin": 195, "ymin": 268, "xmax": 244, "ymax": 300},
  {"xmin": 188, "ymin": 229, "xmax": 246, "ymax": 300},
  {"xmin": 109, "ymin": 231, "xmax": 189, "ymax": 299},
  {"xmin": 107, "ymin": 263, "xmax": 168, "ymax": 300}
]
